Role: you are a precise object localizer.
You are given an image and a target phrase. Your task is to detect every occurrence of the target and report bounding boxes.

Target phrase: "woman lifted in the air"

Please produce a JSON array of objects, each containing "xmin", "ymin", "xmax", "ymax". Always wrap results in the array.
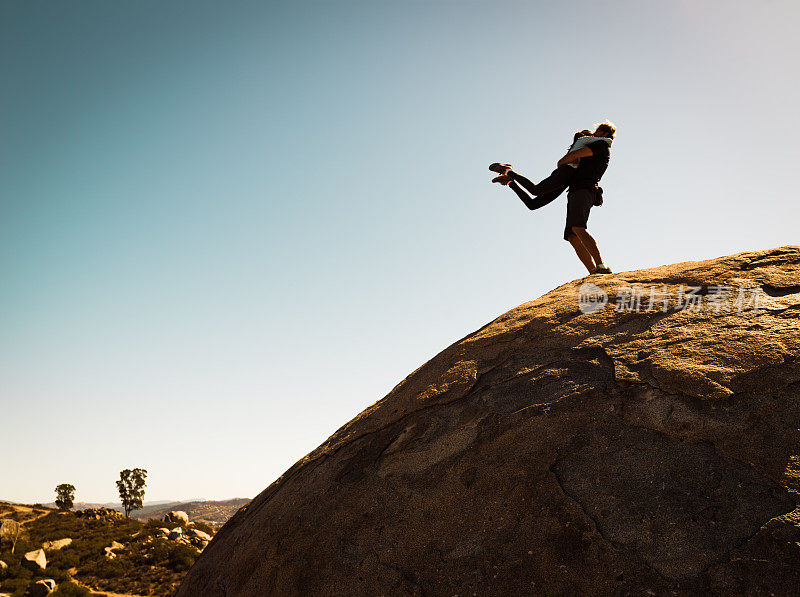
[{"xmin": 490, "ymin": 120, "xmax": 616, "ymax": 275}]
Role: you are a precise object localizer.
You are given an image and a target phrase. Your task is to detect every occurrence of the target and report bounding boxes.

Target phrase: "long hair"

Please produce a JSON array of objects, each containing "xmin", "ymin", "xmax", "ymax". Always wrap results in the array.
[{"xmin": 573, "ymin": 129, "xmax": 592, "ymax": 142}]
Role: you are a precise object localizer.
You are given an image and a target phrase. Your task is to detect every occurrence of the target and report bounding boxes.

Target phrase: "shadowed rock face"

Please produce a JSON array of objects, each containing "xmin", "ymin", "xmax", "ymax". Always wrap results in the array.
[{"xmin": 178, "ymin": 246, "xmax": 800, "ymax": 596}]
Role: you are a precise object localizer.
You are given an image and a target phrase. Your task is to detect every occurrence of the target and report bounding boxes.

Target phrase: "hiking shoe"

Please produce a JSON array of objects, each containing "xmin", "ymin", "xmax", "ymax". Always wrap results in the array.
[
  {"xmin": 594, "ymin": 266, "xmax": 613, "ymax": 274},
  {"xmin": 492, "ymin": 175, "xmax": 513, "ymax": 185},
  {"xmin": 489, "ymin": 163, "xmax": 513, "ymax": 175}
]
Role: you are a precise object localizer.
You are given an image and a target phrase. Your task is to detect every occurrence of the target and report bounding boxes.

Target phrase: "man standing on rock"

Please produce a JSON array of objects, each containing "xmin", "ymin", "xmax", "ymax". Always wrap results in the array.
[{"xmin": 490, "ymin": 121, "xmax": 616, "ymax": 275}]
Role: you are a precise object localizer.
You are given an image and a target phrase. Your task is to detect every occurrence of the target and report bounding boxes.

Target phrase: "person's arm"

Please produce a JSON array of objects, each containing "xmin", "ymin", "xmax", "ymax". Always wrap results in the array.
[{"xmin": 557, "ymin": 146, "xmax": 593, "ymax": 167}]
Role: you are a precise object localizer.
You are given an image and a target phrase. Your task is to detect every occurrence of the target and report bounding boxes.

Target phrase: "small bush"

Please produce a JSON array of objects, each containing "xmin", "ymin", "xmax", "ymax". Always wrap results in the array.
[
  {"xmin": 168, "ymin": 544, "xmax": 197, "ymax": 572},
  {"xmin": 48, "ymin": 566, "xmax": 71, "ymax": 583},
  {"xmin": 147, "ymin": 539, "xmax": 171, "ymax": 566},
  {"xmin": 0, "ymin": 575, "xmax": 31, "ymax": 597},
  {"xmin": 0, "ymin": 552, "xmax": 32, "ymax": 581},
  {"xmin": 192, "ymin": 522, "xmax": 214, "ymax": 536},
  {"xmin": 48, "ymin": 548, "xmax": 80, "ymax": 570},
  {"xmin": 81, "ymin": 556, "xmax": 130, "ymax": 579},
  {"xmin": 2, "ymin": 536, "xmax": 33, "ymax": 555}
]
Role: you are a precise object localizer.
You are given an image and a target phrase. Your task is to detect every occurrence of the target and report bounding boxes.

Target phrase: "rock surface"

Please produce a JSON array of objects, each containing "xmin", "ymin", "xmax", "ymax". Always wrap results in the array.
[
  {"xmin": 188, "ymin": 528, "xmax": 211, "ymax": 541},
  {"xmin": 26, "ymin": 579, "xmax": 56, "ymax": 596},
  {"xmin": 102, "ymin": 540, "xmax": 125, "ymax": 559},
  {"xmin": 42, "ymin": 538, "xmax": 71, "ymax": 551},
  {"xmin": 75, "ymin": 507, "xmax": 122, "ymax": 521},
  {"xmin": 21, "ymin": 549, "xmax": 46, "ymax": 572},
  {"xmin": 164, "ymin": 510, "xmax": 189, "ymax": 524},
  {"xmin": 178, "ymin": 246, "xmax": 800, "ymax": 596}
]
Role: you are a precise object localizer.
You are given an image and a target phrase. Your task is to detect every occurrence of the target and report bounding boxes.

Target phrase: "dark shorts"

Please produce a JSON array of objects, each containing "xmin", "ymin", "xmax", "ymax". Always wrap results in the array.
[{"xmin": 563, "ymin": 188, "xmax": 596, "ymax": 241}]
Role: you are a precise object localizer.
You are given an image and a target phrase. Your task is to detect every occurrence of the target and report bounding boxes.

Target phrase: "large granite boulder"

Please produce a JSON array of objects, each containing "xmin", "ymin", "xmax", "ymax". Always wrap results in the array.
[
  {"xmin": 178, "ymin": 246, "xmax": 800, "ymax": 595},
  {"xmin": 164, "ymin": 510, "xmax": 189, "ymax": 524},
  {"xmin": 102, "ymin": 540, "xmax": 125, "ymax": 559},
  {"xmin": 26, "ymin": 579, "xmax": 56, "ymax": 596},
  {"xmin": 21, "ymin": 549, "xmax": 46, "ymax": 572},
  {"xmin": 188, "ymin": 528, "xmax": 211, "ymax": 541},
  {"xmin": 42, "ymin": 538, "xmax": 71, "ymax": 551}
]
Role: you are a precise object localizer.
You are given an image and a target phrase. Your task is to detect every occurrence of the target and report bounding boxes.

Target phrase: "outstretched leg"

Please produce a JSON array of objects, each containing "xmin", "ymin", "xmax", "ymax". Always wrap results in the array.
[
  {"xmin": 510, "ymin": 165, "xmax": 574, "ymax": 197},
  {"xmin": 508, "ymin": 180, "xmax": 565, "ymax": 210}
]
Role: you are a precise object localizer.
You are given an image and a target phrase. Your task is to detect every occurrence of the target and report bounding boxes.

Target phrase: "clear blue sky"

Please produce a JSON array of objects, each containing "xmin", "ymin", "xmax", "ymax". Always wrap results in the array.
[{"xmin": 2, "ymin": 1, "xmax": 798, "ymax": 503}]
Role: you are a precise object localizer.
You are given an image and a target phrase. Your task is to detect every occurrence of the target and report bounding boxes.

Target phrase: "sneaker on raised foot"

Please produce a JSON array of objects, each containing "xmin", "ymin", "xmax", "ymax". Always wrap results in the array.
[
  {"xmin": 491, "ymin": 175, "xmax": 513, "ymax": 185},
  {"xmin": 489, "ymin": 163, "xmax": 513, "ymax": 175}
]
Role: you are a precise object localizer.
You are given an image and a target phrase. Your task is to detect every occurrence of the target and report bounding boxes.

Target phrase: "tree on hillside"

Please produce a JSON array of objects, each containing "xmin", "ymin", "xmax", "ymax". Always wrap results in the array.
[
  {"xmin": 0, "ymin": 518, "xmax": 22, "ymax": 553},
  {"xmin": 116, "ymin": 468, "xmax": 147, "ymax": 518},
  {"xmin": 55, "ymin": 483, "xmax": 76, "ymax": 510}
]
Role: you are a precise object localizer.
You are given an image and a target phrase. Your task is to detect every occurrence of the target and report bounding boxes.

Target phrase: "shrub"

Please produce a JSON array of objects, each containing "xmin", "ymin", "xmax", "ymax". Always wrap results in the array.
[
  {"xmin": 192, "ymin": 522, "xmax": 214, "ymax": 536},
  {"xmin": 146, "ymin": 540, "xmax": 171, "ymax": 566},
  {"xmin": 48, "ymin": 566, "xmax": 71, "ymax": 583},
  {"xmin": 0, "ymin": 552, "xmax": 32, "ymax": 581},
  {"xmin": 27, "ymin": 512, "xmax": 78, "ymax": 542},
  {"xmin": 0, "ymin": 575, "xmax": 31, "ymax": 597},
  {"xmin": 3, "ymin": 537, "xmax": 33, "ymax": 555},
  {"xmin": 168, "ymin": 544, "xmax": 197, "ymax": 572},
  {"xmin": 81, "ymin": 556, "xmax": 130, "ymax": 579},
  {"xmin": 48, "ymin": 549, "xmax": 80, "ymax": 570}
]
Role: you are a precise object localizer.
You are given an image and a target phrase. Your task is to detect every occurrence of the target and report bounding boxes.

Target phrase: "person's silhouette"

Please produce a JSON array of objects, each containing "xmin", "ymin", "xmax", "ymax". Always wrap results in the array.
[{"xmin": 490, "ymin": 121, "xmax": 616, "ymax": 275}]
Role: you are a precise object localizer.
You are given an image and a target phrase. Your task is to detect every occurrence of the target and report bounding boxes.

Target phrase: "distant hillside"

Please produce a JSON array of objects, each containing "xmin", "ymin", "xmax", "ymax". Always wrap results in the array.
[
  {"xmin": 0, "ymin": 500, "xmax": 217, "ymax": 596},
  {"xmin": 41, "ymin": 501, "xmax": 121, "ymax": 513},
  {"xmin": 132, "ymin": 499, "xmax": 250, "ymax": 528},
  {"xmin": 35, "ymin": 499, "xmax": 248, "ymax": 527},
  {"xmin": 42, "ymin": 500, "xmax": 182, "ymax": 513}
]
